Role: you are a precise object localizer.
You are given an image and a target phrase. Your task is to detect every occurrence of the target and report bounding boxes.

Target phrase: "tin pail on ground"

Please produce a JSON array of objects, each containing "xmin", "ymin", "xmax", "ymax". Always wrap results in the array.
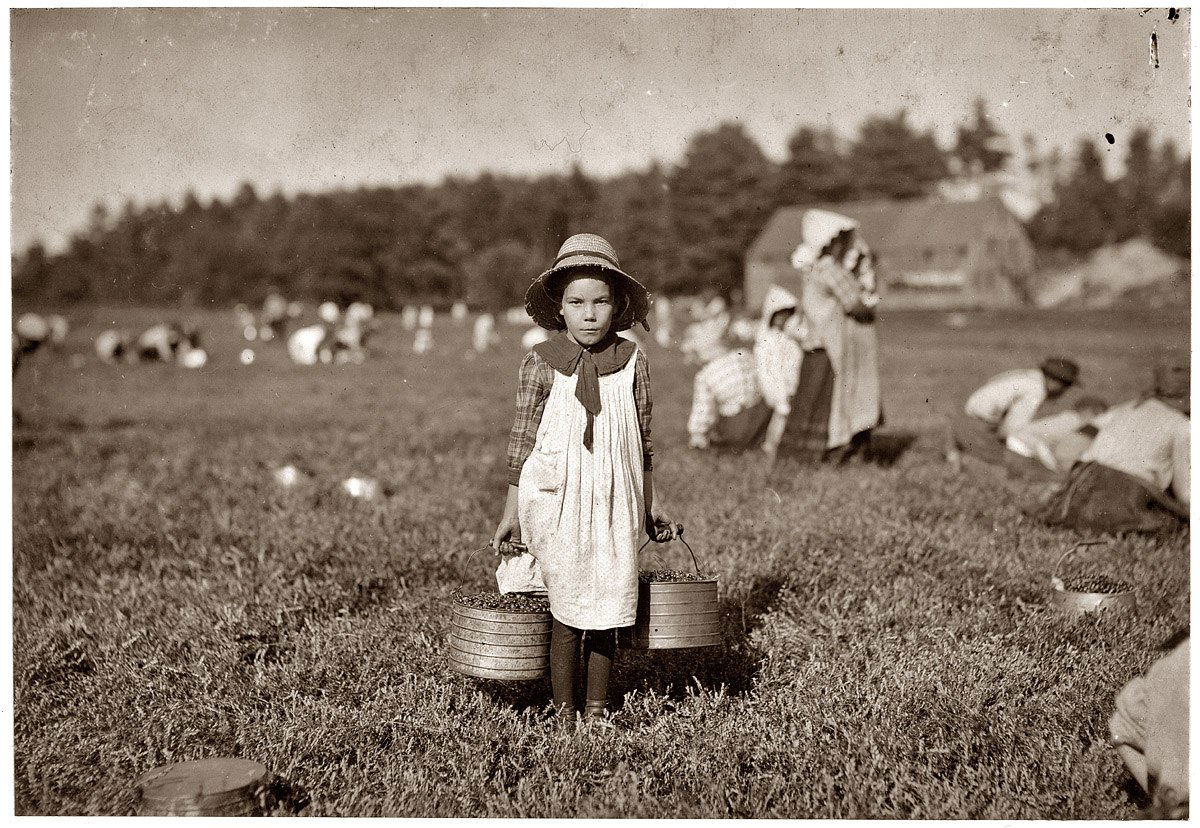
[
  {"xmin": 634, "ymin": 527, "xmax": 721, "ymax": 649},
  {"xmin": 136, "ymin": 757, "xmax": 268, "ymax": 816},
  {"xmin": 448, "ymin": 541, "xmax": 551, "ymax": 681},
  {"xmin": 1049, "ymin": 539, "xmax": 1137, "ymax": 616}
]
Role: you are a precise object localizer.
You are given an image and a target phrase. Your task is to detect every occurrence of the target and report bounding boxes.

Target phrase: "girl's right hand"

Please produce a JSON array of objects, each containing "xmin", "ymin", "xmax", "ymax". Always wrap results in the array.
[{"xmin": 491, "ymin": 485, "xmax": 522, "ymax": 555}]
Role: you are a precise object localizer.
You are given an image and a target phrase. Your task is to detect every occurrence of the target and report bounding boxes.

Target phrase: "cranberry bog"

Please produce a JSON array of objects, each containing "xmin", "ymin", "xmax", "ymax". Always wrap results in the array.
[{"xmin": 12, "ymin": 305, "xmax": 1189, "ymax": 816}]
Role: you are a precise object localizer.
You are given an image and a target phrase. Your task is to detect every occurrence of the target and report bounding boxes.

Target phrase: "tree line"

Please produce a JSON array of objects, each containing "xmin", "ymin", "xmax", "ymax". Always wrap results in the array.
[{"xmin": 13, "ymin": 103, "xmax": 1189, "ymax": 309}]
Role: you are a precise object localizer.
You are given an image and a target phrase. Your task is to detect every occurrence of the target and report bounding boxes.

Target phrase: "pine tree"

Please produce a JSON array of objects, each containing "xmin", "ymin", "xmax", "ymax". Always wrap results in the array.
[
  {"xmin": 954, "ymin": 99, "xmax": 1010, "ymax": 175},
  {"xmin": 775, "ymin": 126, "xmax": 856, "ymax": 208},
  {"xmin": 668, "ymin": 122, "xmax": 776, "ymax": 296}
]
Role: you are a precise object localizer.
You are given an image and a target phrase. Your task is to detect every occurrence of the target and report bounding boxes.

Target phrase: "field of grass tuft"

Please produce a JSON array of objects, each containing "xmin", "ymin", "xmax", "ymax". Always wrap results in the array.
[{"xmin": 12, "ymin": 304, "xmax": 1189, "ymax": 816}]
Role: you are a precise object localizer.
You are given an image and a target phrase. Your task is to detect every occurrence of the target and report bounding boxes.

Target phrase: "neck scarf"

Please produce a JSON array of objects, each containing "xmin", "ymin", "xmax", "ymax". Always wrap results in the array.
[{"xmin": 533, "ymin": 330, "xmax": 636, "ymax": 451}]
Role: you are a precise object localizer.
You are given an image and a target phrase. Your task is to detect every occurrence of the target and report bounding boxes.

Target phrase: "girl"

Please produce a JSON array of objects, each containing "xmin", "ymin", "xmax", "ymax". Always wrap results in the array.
[
  {"xmin": 754, "ymin": 285, "xmax": 804, "ymax": 460},
  {"xmin": 492, "ymin": 233, "xmax": 677, "ymax": 723}
]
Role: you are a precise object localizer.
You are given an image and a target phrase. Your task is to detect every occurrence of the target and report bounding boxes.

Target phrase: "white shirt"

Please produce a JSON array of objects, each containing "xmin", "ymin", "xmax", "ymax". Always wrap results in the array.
[
  {"xmin": 1081, "ymin": 398, "xmax": 1190, "ymax": 504},
  {"xmin": 754, "ymin": 329, "xmax": 803, "ymax": 412},
  {"xmin": 964, "ymin": 369, "xmax": 1048, "ymax": 437}
]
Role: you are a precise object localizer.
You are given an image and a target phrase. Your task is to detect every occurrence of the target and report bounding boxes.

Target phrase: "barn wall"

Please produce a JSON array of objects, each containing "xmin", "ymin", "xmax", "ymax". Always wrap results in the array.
[{"xmin": 744, "ymin": 260, "xmax": 803, "ymax": 314}]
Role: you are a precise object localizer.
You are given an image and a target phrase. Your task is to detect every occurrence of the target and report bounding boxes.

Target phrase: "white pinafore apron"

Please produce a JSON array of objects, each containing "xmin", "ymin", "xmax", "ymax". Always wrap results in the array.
[{"xmin": 514, "ymin": 349, "xmax": 645, "ymax": 630}]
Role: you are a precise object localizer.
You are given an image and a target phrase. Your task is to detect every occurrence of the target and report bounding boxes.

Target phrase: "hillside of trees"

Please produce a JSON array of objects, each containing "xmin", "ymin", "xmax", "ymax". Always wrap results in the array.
[{"xmin": 13, "ymin": 104, "xmax": 1189, "ymax": 309}]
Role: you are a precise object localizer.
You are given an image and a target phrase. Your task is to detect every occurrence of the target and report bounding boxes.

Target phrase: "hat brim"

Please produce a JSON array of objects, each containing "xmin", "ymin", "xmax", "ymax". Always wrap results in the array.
[{"xmin": 524, "ymin": 259, "xmax": 651, "ymax": 332}]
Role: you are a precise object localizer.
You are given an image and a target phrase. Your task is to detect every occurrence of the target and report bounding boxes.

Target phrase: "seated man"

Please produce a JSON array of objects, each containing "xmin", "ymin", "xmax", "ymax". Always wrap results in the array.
[
  {"xmin": 1109, "ymin": 631, "xmax": 1189, "ymax": 818},
  {"xmin": 946, "ymin": 356, "xmax": 1079, "ymax": 471},
  {"xmin": 1025, "ymin": 355, "xmax": 1189, "ymax": 534},
  {"xmin": 1003, "ymin": 395, "xmax": 1109, "ymax": 480},
  {"xmin": 687, "ymin": 325, "xmax": 771, "ymax": 452}
]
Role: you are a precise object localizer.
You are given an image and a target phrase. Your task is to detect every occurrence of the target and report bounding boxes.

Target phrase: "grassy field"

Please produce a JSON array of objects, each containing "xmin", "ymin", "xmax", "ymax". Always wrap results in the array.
[{"xmin": 12, "ymin": 304, "xmax": 1190, "ymax": 817}]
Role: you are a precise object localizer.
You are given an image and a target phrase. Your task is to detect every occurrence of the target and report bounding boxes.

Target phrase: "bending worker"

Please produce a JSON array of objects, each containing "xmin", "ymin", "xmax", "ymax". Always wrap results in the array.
[{"xmin": 946, "ymin": 356, "xmax": 1079, "ymax": 472}]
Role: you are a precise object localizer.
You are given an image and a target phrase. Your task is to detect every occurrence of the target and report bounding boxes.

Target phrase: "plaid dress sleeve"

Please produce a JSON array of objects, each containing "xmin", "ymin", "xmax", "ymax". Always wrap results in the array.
[
  {"xmin": 506, "ymin": 351, "xmax": 553, "ymax": 486},
  {"xmin": 817, "ymin": 260, "xmax": 865, "ymax": 311},
  {"xmin": 633, "ymin": 349, "xmax": 654, "ymax": 471}
]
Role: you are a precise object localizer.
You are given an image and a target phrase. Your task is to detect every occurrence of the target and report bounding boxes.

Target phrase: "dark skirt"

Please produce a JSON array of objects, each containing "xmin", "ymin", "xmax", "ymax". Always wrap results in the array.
[
  {"xmin": 1023, "ymin": 461, "xmax": 1189, "ymax": 535},
  {"xmin": 947, "ymin": 412, "xmax": 1007, "ymax": 466},
  {"xmin": 778, "ymin": 349, "xmax": 835, "ymax": 460},
  {"xmin": 710, "ymin": 399, "xmax": 773, "ymax": 451}
]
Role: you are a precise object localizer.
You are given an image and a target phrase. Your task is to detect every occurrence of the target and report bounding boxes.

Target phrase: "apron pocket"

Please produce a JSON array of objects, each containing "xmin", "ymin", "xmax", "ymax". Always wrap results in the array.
[{"xmin": 525, "ymin": 448, "xmax": 565, "ymax": 493}]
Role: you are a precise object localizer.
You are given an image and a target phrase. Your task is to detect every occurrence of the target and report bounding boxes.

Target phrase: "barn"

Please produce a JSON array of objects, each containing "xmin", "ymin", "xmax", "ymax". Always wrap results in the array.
[{"xmin": 744, "ymin": 197, "xmax": 1036, "ymax": 311}]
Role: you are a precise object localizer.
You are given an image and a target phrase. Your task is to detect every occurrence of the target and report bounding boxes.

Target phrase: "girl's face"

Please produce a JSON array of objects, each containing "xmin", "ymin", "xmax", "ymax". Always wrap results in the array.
[{"xmin": 559, "ymin": 275, "xmax": 614, "ymax": 347}]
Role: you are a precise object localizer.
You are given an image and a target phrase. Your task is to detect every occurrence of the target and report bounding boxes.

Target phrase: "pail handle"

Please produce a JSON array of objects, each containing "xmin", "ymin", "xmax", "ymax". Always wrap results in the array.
[
  {"xmin": 638, "ymin": 523, "xmax": 703, "ymax": 574},
  {"xmin": 1051, "ymin": 538, "xmax": 1110, "ymax": 589},
  {"xmin": 453, "ymin": 541, "xmax": 526, "ymax": 595}
]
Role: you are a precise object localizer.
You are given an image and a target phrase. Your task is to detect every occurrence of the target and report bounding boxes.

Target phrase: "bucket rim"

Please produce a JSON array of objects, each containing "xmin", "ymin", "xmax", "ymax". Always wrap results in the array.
[
  {"xmin": 637, "ymin": 574, "xmax": 719, "ymax": 585},
  {"xmin": 451, "ymin": 594, "xmax": 552, "ymax": 617}
]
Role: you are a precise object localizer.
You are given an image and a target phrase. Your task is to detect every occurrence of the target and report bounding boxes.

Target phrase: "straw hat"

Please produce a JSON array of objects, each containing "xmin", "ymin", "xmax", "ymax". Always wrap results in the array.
[{"xmin": 524, "ymin": 233, "xmax": 651, "ymax": 332}]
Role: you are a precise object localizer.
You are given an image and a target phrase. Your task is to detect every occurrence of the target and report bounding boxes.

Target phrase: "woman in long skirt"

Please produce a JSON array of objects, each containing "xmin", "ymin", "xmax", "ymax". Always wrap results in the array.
[{"xmin": 779, "ymin": 209, "xmax": 881, "ymax": 462}]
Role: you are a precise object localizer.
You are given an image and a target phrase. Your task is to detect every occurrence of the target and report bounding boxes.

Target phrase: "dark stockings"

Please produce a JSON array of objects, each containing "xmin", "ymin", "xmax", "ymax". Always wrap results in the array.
[{"xmin": 550, "ymin": 617, "xmax": 616, "ymax": 713}]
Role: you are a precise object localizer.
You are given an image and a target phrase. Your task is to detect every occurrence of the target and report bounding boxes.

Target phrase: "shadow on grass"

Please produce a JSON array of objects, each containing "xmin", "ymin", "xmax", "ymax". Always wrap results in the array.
[
  {"xmin": 265, "ymin": 775, "xmax": 311, "ymax": 815},
  {"xmin": 863, "ymin": 429, "xmax": 921, "ymax": 467},
  {"xmin": 462, "ymin": 572, "xmax": 790, "ymax": 713},
  {"xmin": 611, "ymin": 571, "xmax": 789, "ymax": 704}
]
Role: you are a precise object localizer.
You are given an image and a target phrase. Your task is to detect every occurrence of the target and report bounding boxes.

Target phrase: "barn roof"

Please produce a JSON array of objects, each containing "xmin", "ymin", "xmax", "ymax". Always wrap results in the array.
[{"xmin": 749, "ymin": 197, "xmax": 1021, "ymax": 263}]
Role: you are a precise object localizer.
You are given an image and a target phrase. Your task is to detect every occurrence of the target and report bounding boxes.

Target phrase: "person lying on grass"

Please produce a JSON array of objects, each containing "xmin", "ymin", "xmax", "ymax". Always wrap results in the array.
[
  {"xmin": 1024, "ymin": 354, "xmax": 1189, "ymax": 534},
  {"xmin": 1002, "ymin": 395, "xmax": 1109, "ymax": 481},
  {"xmin": 945, "ymin": 356, "xmax": 1079, "ymax": 473},
  {"xmin": 491, "ymin": 233, "xmax": 678, "ymax": 726}
]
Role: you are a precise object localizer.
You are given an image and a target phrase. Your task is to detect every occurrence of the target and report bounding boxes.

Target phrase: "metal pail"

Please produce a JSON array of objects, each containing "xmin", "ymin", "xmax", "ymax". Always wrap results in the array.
[
  {"xmin": 448, "ymin": 598, "xmax": 552, "ymax": 681},
  {"xmin": 136, "ymin": 757, "xmax": 268, "ymax": 816},
  {"xmin": 633, "ymin": 527, "xmax": 721, "ymax": 649},
  {"xmin": 1049, "ymin": 539, "xmax": 1138, "ymax": 616}
]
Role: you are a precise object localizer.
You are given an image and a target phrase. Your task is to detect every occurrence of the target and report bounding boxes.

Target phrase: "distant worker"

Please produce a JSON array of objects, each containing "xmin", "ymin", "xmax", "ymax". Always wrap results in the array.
[
  {"xmin": 687, "ymin": 321, "xmax": 771, "ymax": 451},
  {"xmin": 946, "ymin": 356, "xmax": 1080, "ymax": 472},
  {"xmin": 1025, "ymin": 354, "xmax": 1189, "ymax": 534},
  {"xmin": 335, "ymin": 301, "xmax": 376, "ymax": 362},
  {"xmin": 260, "ymin": 290, "xmax": 290, "ymax": 341},
  {"xmin": 137, "ymin": 322, "xmax": 185, "ymax": 362},
  {"xmin": 318, "ymin": 301, "xmax": 341, "ymax": 326},
  {"xmin": 287, "ymin": 323, "xmax": 333, "ymax": 366},
  {"xmin": 521, "ymin": 325, "xmax": 550, "ymax": 350},
  {"xmin": 418, "ymin": 305, "xmax": 435, "ymax": 328},
  {"xmin": 413, "ymin": 326, "xmax": 433, "ymax": 355},
  {"xmin": 13, "ymin": 312, "xmax": 51, "ymax": 371},
  {"xmin": 177, "ymin": 327, "xmax": 207, "ymax": 368},
  {"xmin": 95, "ymin": 329, "xmax": 135, "ymax": 364},
  {"xmin": 451, "ymin": 301, "xmax": 468, "ymax": 321},
  {"xmin": 653, "ymin": 295, "xmax": 673, "ymax": 348},
  {"xmin": 400, "ymin": 304, "xmax": 419, "ymax": 331},
  {"xmin": 473, "ymin": 312, "xmax": 498, "ymax": 353}
]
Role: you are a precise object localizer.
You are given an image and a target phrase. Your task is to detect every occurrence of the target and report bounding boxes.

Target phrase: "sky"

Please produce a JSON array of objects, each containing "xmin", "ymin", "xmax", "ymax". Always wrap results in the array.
[{"xmin": 9, "ymin": 7, "xmax": 1192, "ymax": 255}]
